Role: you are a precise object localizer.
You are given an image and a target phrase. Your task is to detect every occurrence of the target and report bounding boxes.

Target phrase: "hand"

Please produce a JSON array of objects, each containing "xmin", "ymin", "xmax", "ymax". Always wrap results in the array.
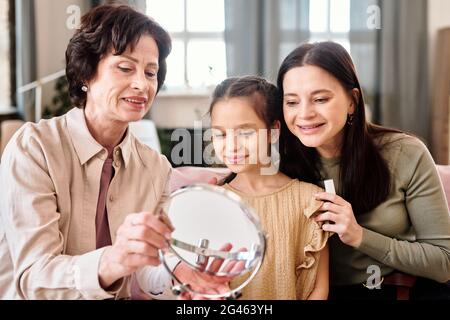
[
  {"xmin": 98, "ymin": 211, "xmax": 174, "ymax": 289},
  {"xmin": 174, "ymin": 243, "xmax": 246, "ymax": 300},
  {"xmin": 208, "ymin": 177, "xmax": 218, "ymax": 185},
  {"xmin": 314, "ymin": 192, "xmax": 363, "ymax": 248}
]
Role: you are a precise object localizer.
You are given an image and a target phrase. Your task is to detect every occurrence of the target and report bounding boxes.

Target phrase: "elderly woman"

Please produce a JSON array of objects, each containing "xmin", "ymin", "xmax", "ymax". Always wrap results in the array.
[{"xmin": 0, "ymin": 4, "xmax": 232, "ymax": 300}]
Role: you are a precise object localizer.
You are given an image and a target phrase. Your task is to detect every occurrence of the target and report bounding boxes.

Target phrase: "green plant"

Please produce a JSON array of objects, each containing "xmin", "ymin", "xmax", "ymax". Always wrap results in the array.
[{"xmin": 43, "ymin": 77, "xmax": 73, "ymax": 119}]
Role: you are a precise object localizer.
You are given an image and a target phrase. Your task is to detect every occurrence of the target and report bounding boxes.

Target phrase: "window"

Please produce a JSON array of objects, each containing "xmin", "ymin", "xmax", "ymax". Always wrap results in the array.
[
  {"xmin": 0, "ymin": 0, "xmax": 11, "ymax": 110},
  {"xmin": 279, "ymin": 0, "xmax": 376, "ymax": 112},
  {"xmin": 146, "ymin": 0, "xmax": 227, "ymax": 90},
  {"xmin": 278, "ymin": 0, "xmax": 351, "ymax": 66},
  {"xmin": 308, "ymin": 0, "xmax": 350, "ymax": 52}
]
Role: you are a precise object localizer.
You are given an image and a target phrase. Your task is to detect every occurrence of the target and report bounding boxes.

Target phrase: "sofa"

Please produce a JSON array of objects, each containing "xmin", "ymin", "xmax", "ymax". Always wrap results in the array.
[{"xmin": 437, "ymin": 165, "xmax": 450, "ymax": 204}]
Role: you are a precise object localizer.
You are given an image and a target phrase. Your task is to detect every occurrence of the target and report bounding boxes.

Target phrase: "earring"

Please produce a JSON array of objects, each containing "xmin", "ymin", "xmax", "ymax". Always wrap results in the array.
[
  {"xmin": 347, "ymin": 113, "xmax": 354, "ymax": 126},
  {"xmin": 81, "ymin": 85, "xmax": 88, "ymax": 92}
]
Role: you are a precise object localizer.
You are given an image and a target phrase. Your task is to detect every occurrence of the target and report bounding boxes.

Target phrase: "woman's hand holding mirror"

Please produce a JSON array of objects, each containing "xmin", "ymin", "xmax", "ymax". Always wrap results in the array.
[{"xmin": 173, "ymin": 243, "xmax": 247, "ymax": 299}]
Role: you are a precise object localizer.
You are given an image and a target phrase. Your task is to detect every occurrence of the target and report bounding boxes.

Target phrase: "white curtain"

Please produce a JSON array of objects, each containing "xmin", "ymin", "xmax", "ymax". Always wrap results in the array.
[{"xmin": 15, "ymin": 0, "xmax": 36, "ymax": 121}]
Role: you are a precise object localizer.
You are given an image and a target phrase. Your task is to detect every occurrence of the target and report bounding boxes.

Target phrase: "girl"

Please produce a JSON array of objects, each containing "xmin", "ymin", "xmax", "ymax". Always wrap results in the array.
[
  {"xmin": 277, "ymin": 41, "xmax": 450, "ymax": 299},
  {"xmin": 209, "ymin": 76, "xmax": 331, "ymax": 300}
]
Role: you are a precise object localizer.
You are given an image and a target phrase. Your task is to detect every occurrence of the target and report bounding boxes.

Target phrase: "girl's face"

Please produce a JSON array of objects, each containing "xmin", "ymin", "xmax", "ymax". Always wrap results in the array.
[
  {"xmin": 211, "ymin": 97, "xmax": 278, "ymax": 174},
  {"xmin": 282, "ymin": 65, "xmax": 355, "ymax": 158}
]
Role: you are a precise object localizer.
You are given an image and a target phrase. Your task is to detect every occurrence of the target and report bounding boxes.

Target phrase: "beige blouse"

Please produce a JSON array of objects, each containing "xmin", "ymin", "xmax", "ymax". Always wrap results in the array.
[
  {"xmin": 0, "ymin": 108, "xmax": 173, "ymax": 299},
  {"xmin": 224, "ymin": 180, "xmax": 331, "ymax": 300}
]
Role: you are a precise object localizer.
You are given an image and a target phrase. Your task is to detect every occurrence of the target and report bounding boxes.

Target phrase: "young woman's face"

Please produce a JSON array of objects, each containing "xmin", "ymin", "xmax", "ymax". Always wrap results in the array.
[
  {"xmin": 86, "ymin": 35, "xmax": 159, "ymax": 124},
  {"xmin": 282, "ymin": 65, "xmax": 355, "ymax": 158},
  {"xmin": 211, "ymin": 97, "xmax": 276, "ymax": 174}
]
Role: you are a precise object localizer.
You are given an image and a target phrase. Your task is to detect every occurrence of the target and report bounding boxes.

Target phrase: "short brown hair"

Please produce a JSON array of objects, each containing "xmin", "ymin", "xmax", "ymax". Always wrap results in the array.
[{"xmin": 66, "ymin": 4, "xmax": 171, "ymax": 107}]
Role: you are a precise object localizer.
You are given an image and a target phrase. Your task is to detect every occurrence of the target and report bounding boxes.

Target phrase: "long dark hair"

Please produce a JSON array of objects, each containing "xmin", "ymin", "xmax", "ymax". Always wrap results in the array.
[
  {"xmin": 277, "ymin": 42, "xmax": 399, "ymax": 215},
  {"xmin": 209, "ymin": 76, "xmax": 282, "ymax": 185}
]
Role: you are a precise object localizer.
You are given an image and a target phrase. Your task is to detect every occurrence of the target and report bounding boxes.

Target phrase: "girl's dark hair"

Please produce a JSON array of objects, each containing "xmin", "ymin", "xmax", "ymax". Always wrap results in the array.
[
  {"xmin": 277, "ymin": 42, "xmax": 400, "ymax": 215},
  {"xmin": 66, "ymin": 4, "xmax": 172, "ymax": 107},
  {"xmin": 209, "ymin": 76, "xmax": 282, "ymax": 185}
]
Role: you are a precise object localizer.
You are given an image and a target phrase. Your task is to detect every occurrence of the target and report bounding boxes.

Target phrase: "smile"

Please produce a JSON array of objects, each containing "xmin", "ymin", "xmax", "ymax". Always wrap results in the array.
[
  {"xmin": 122, "ymin": 97, "xmax": 148, "ymax": 108},
  {"xmin": 225, "ymin": 155, "xmax": 248, "ymax": 164},
  {"xmin": 296, "ymin": 123, "xmax": 325, "ymax": 133}
]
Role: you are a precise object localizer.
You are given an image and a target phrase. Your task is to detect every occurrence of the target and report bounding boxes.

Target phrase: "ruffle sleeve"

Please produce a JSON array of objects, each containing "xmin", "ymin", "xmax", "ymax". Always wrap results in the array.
[
  {"xmin": 298, "ymin": 200, "xmax": 331, "ymax": 270},
  {"xmin": 296, "ymin": 197, "xmax": 332, "ymax": 299}
]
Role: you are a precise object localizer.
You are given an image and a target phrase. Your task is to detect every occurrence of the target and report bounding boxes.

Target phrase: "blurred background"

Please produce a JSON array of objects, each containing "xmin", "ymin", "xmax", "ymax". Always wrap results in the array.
[{"xmin": 1, "ymin": 0, "xmax": 450, "ymax": 166}]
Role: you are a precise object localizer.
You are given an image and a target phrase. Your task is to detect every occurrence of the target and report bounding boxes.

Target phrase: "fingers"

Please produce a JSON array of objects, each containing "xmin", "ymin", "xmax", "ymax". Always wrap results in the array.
[
  {"xmin": 221, "ymin": 260, "xmax": 238, "ymax": 274},
  {"xmin": 125, "ymin": 240, "xmax": 159, "ymax": 257},
  {"xmin": 319, "ymin": 201, "xmax": 342, "ymax": 213},
  {"xmin": 178, "ymin": 292, "xmax": 191, "ymax": 300},
  {"xmin": 118, "ymin": 224, "xmax": 168, "ymax": 249},
  {"xmin": 222, "ymin": 247, "xmax": 247, "ymax": 274},
  {"xmin": 208, "ymin": 177, "xmax": 218, "ymax": 185},
  {"xmin": 157, "ymin": 209, "xmax": 175, "ymax": 232},
  {"xmin": 208, "ymin": 243, "xmax": 233, "ymax": 273},
  {"xmin": 219, "ymin": 260, "xmax": 246, "ymax": 282},
  {"xmin": 230, "ymin": 260, "xmax": 246, "ymax": 274},
  {"xmin": 314, "ymin": 192, "xmax": 347, "ymax": 206},
  {"xmin": 127, "ymin": 212, "xmax": 173, "ymax": 239},
  {"xmin": 314, "ymin": 211, "xmax": 339, "ymax": 223},
  {"xmin": 322, "ymin": 223, "xmax": 343, "ymax": 234}
]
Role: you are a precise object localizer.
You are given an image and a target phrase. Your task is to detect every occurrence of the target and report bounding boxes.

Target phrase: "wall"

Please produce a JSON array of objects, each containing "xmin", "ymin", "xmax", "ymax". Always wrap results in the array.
[
  {"xmin": 428, "ymin": 0, "xmax": 450, "ymax": 87},
  {"xmin": 149, "ymin": 92, "xmax": 212, "ymax": 129},
  {"xmin": 0, "ymin": 0, "xmax": 11, "ymax": 111},
  {"xmin": 428, "ymin": 0, "xmax": 450, "ymax": 163},
  {"xmin": 34, "ymin": 0, "xmax": 90, "ymax": 114}
]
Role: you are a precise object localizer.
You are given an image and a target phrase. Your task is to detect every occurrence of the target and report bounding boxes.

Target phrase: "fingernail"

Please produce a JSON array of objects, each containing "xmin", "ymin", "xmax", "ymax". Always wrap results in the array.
[{"xmin": 165, "ymin": 232, "xmax": 172, "ymax": 240}]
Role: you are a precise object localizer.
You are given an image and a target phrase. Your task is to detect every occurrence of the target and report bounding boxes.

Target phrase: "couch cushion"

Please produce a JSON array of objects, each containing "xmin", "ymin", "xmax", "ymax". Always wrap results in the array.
[
  {"xmin": 437, "ymin": 165, "xmax": 450, "ymax": 207},
  {"xmin": 1, "ymin": 120, "xmax": 25, "ymax": 157},
  {"xmin": 169, "ymin": 166, "xmax": 231, "ymax": 192}
]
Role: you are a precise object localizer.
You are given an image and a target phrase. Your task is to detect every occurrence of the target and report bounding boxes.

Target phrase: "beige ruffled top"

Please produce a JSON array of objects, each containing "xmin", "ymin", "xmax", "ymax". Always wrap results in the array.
[{"xmin": 224, "ymin": 179, "xmax": 331, "ymax": 300}]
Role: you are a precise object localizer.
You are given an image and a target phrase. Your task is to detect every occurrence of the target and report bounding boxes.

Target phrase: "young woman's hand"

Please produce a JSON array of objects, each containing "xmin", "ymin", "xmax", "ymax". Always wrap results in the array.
[
  {"xmin": 314, "ymin": 192, "xmax": 363, "ymax": 248},
  {"xmin": 174, "ymin": 243, "xmax": 246, "ymax": 300}
]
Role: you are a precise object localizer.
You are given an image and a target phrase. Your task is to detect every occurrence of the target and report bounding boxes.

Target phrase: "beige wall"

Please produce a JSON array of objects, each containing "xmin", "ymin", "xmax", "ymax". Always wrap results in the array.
[
  {"xmin": 0, "ymin": 0, "xmax": 11, "ymax": 111},
  {"xmin": 34, "ymin": 0, "xmax": 90, "ymax": 112},
  {"xmin": 149, "ymin": 93, "xmax": 212, "ymax": 129},
  {"xmin": 428, "ymin": 0, "xmax": 450, "ymax": 164},
  {"xmin": 428, "ymin": 0, "xmax": 450, "ymax": 85}
]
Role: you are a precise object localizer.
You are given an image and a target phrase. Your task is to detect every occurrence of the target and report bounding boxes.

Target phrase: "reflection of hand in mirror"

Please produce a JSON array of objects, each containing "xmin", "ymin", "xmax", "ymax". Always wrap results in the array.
[{"xmin": 173, "ymin": 243, "xmax": 247, "ymax": 300}]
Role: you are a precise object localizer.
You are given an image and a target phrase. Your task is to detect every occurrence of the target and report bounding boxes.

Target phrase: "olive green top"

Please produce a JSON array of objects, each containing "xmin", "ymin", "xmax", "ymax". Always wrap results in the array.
[{"xmin": 320, "ymin": 133, "xmax": 450, "ymax": 285}]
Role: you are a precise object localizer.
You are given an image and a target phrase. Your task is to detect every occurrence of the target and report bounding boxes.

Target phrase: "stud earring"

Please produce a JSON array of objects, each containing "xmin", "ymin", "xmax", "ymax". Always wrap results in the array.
[
  {"xmin": 81, "ymin": 85, "xmax": 88, "ymax": 92},
  {"xmin": 347, "ymin": 113, "xmax": 354, "ymax": 126}
]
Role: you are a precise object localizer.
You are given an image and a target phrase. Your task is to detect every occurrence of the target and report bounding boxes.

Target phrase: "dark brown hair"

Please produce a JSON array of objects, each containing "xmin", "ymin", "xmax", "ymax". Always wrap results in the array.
[
  {"xmin": 277, "ymin": 42, "xmax": 400, "ymax": 215},
  {"xmin": 209, "ymin": 76, "xmax": 282, "ymax": 184},
  {"xmin": 66, "ymin": 4, "xmax": 171, "ymax": 107}
]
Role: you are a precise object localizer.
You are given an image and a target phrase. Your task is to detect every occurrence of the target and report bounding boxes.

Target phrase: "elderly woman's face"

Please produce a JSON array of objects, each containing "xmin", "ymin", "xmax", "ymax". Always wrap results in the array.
[{"xmin": 86, "ymin": 35, "xmax": 159, "ymax": 123}]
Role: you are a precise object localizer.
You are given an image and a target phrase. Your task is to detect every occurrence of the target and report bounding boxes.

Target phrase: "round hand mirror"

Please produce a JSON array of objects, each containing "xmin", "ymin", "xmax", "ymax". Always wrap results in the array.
[{"xmin": 159, "ymin": 184, "xmax": 266, "ymax": 299}]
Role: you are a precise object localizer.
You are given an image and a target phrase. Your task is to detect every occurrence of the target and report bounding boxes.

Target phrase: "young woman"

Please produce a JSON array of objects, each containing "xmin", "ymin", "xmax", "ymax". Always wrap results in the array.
[
  {"xmin": 277, "ymin": 41, "xmax": 450, "ymax": 299},
  {"xmin": 209, "ymin": 76, "xmax": 331, "ymax": 300}
]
